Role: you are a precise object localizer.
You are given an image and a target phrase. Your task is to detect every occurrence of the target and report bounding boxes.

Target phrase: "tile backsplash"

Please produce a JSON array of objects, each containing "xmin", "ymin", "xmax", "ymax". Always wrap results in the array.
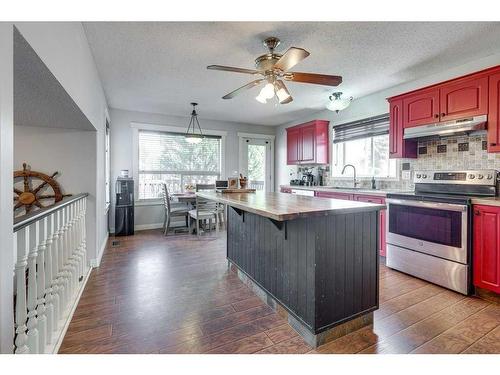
[{"xmin": 325, "ymin": 132, "xmax": 500, "ymax": 191}]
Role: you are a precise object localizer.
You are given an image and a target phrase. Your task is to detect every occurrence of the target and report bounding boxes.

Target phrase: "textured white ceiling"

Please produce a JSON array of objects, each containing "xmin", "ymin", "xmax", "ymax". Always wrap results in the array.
[{"xmin": 83, "ymin": 22, "xmax": 500, "ymax": 126}]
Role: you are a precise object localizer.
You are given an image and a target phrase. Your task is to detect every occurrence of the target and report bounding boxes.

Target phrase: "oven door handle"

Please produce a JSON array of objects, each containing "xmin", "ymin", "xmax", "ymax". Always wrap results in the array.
[{"xmin": 386, "ymin": 198, "xmax": 467, "ymax": 212}]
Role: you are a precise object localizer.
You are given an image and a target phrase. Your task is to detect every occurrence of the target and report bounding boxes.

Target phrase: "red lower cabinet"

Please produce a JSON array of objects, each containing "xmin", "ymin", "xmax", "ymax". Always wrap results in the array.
[{"xmin": 473, "ymin": 205, "xmax": 500, "ymax": 293}]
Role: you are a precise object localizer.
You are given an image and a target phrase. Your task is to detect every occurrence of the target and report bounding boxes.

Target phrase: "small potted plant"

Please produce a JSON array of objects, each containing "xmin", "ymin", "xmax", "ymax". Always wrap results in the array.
[{"xmin": 185, "ymin": 183, "xmax": 195, "ymax": 194}]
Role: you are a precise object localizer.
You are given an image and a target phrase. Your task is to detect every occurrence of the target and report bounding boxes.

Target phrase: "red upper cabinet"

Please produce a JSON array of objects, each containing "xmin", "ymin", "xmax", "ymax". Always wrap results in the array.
[
  {"xmin": 439, "ymin": 76, "xmax": 488, "ymax": 121},
  {"xmin": 389, "ymin": 98, "xmax": 417, "ymax": 159},
  {"xmin": 488, "ymin": 72, "xmax": 500, "ymax": 152},
  {"xmin": 402, "ymin": 88, "xmax": 440, "ymax": 128},
  {"xmin": 300, "ymin": 124, "xmax": 316, "ymax": 163},
  {"xmin": 286, "ymin": 127, "xmax": 301, "ymax": 164},
  {"xmin": 286, "ymin": 120, "xmax": 329, "ymax": 165},
  {"xmin": 473, "ymin": 205, "xmax": 500, "ymax": 294}
]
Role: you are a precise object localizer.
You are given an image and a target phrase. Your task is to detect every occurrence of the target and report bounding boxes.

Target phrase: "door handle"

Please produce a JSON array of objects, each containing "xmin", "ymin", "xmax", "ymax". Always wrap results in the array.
[{"xmin": 474, "ymin": 210, "xmax": 481, "ymax": 216}]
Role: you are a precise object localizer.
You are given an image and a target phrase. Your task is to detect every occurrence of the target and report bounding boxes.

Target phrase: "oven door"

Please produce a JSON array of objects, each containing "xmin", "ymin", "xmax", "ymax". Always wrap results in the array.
[{"xmin": 386, "ymin": 199, "xmax": 468, "ymax": 264}]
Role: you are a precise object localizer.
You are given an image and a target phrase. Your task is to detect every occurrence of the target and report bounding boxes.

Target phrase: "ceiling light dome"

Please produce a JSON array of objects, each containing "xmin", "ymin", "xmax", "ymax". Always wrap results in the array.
[{"xmin": 326, "ymin": 92, "xmax": 353, "ymax": 113}]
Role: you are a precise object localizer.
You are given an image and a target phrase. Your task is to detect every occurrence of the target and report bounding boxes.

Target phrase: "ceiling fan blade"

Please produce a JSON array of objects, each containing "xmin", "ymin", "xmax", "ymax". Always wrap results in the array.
[
  {"xmin": 274, "ymin": 47, "xmax": 310, "ymax": 72},
  {"xmin": 283, "ymin": 72, "xmax": 342, "ymax": 87},
  {"xmin": 275, "ymin": 80, "xmax": 293, "ymax": 104},
  {"xmin": 222, "ymin": 79, "xmax": 264, "ymax": 99},
  {"xmin": 207, "ymin": 65, "xmax": 260, "ymax": 75}
]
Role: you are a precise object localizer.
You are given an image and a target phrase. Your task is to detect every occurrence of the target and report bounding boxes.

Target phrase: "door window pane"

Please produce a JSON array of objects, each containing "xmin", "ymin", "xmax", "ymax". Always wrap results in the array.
[{"xmin": 247, "ymin": 144, "xmax": 266, "ymax": 191}]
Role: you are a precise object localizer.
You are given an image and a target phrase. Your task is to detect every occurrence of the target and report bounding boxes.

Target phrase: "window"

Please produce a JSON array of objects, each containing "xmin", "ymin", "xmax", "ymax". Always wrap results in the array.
[
  {"xmin": 105, "ymin": 120, "xmax": 111, "ymax": 207},
  {"xmin": 331, "ymin": 114, "xmax": 397, "ymax": 178},
  {"xmin": 138, "ymin": 130, "xmax": 222, "ymax": 199}
]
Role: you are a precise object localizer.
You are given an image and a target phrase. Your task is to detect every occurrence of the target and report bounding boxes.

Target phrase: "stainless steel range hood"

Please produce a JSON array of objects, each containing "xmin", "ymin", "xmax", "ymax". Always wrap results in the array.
[{"xmin": 403, "ymin": 115, "xmax": 487, "ymax": 139}]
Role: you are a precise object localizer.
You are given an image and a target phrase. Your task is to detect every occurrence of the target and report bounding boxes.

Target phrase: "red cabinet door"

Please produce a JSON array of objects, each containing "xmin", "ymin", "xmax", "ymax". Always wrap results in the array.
[
  {"xmin": 354, "ymin": 194, "xmax": 387, "ymax": 257},
  {"xmin": 315, "ymin": 191, "xmax": 353, "ymax": 200},
  {"xmin": 439, "ymin": 75, "xmax": 488, "ymax": 121},
  {"xmin": 389, "ymin": 99, "xmax": 417, "ymax": 159},
  {"xmin": 473, "ymin": 205, "xmax": 500, "ymax": 293},
  {"xmin": 488, "ymin": 72, "xmax": 500, "ymax": 153},
  {"xmin": 403, "ymin": 89, "xmax": 440, "ymax": 128},
  {"xmin": 286, "ymin": 128, "xmax": 301, "ymax": 165},
  {"xmin": 301, "ymin": 124, "xmax": 316, "ymax": 163}
]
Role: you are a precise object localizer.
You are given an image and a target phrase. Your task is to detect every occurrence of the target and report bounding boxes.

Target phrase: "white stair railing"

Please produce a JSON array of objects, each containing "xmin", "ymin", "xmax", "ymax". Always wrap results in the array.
[{"xmin": 13, "ymin": 193, "xmax": 89, "ymax": 354}]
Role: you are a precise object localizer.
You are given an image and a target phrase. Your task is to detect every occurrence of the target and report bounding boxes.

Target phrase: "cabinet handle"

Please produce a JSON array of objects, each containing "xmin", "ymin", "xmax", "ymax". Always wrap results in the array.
[
  {"xmin": 434, "ymin": 114, "xmax": 439, "ymax": 119},
  {"xmin": 441, "ymin": 113, "xmax": 446, "ymax": 117},
  {"xmin": 491, "ymin": 143, "xmax": 497, "ymax": 146},
  {"xmin": 474, "ymin": 210, "xmax": 481, "ymax": 216}
]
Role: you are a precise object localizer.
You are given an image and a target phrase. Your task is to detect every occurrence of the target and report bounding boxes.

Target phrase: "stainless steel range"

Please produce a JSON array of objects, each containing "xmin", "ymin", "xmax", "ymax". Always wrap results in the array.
[{"xmin": 386, "ymin": 170, "xmax": 498, "ymax": 295}]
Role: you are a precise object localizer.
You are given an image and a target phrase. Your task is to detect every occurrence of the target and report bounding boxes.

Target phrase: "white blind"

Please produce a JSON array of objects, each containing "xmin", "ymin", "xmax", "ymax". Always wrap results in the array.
[
  {"xmin": 333, "ymin": 114, "xmax": 389, "ymax": 144},
  {"xmin": 139, "ymin": 131, "xmax": 221, "ymax": 172},
  {"xmin": 138, "ymin": 130, "xmax": 221, "ymax": 198}
]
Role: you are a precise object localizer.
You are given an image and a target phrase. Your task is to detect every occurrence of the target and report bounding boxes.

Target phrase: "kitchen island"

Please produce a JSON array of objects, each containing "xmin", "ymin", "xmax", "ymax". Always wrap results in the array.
[{"xmin": 197, "ymin": 191, "xmax": 385, "ymax": 347}]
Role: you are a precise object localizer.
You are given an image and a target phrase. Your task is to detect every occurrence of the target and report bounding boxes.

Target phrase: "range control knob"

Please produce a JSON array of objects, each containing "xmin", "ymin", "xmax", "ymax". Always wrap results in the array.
[
  {"xmin": 416, "ymin": 174, "xmax": 422, "ymax": 178},
  {"xmin": 487, "ymin": 174, "xmax": 493, "ymax": 180},
  {"xmin": 468, "ymin": 174, "xmax": 476, "ymax": 179},
  {"xmin": 422, "ymin": 174, "xmax": 427, "ymax": 179},
  {"xmin": 478, "ymin": 174, "xmax": 484, "ymax": 179}
]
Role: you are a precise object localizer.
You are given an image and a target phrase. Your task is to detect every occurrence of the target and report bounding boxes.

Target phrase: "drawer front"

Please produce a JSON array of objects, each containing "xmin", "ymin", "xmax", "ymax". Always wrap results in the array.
[
  {"xmin": 354, "ymin": 194, "xmax": 385, "ymax": 204},
  {"xmin": 315, "ymin": 191, "xmax": 353, "ymax": 200}
]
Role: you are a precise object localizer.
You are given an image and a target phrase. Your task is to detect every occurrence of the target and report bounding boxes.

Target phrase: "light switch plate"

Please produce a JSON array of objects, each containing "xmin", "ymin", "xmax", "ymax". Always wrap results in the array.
[{"xmin": 402, "ymin": 171, "xmax": 411, "ymax": 180}]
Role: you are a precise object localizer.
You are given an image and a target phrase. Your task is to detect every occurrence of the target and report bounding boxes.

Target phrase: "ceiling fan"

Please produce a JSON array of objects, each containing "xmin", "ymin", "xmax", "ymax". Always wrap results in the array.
[{"xmin": 207, "ymin": 37, "xmax": 342, "ymax": 105}]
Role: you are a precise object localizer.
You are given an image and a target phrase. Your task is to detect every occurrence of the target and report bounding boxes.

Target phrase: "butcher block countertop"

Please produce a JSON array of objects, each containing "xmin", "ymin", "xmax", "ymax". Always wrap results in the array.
[{"xmin": 196, "ymin": 191, "xmax": 385, "ymax": 221}]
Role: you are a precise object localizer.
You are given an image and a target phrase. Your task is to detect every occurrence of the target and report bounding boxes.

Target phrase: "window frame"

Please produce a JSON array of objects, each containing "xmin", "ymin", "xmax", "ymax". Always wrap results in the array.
[
  {"xmin": 131, "ymin": 122, "xmax": 227, "ymax": 204},
  {"xmin": 330, "ymin": 132, "xmax": 400, "ymax": 181}
]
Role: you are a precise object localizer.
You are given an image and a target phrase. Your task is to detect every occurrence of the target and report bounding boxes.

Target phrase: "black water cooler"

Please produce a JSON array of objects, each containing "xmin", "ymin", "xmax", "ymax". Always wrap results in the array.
[{"xmin": 115, "ymin": 178, "xmax": 134, "ymax": 236}]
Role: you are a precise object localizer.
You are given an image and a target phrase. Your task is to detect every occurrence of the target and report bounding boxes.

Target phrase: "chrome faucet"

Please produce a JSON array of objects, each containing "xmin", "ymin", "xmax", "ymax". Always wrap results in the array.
[{"xmin": 341, "ymin": 164, "xmax": 359, "ymax": 188}]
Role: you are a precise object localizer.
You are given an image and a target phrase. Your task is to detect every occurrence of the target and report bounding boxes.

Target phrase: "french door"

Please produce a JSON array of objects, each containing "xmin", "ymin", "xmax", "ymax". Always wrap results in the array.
[{"xmin": 240, "ymin": 137, "xmax": 273, "ymax": 192}]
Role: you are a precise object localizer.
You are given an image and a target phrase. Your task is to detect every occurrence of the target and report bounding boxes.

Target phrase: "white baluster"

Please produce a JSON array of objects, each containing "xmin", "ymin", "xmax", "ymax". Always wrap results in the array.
[
  {"xmin": 36, "ymin": 217, "xmax": 48, "ymax": 353},
  {"xmin": 14, "ymin": 230, "xmax": 29, "ymax": 354},
  {"xmin": 44, "ymin": 213, "xmax": 54, "ymax": 345},
  {"xmin": 65, "ymin": 204, "xmax": 78, "ymax": 297},
  {"xmin": 56, "ymin": 208, "xmax": 67, "ymax": 315},
  {"xmin": 51, "ymin": 210, "xmax": 61, "ymax": 327},
  {"xmin": 81, "ymin": 198, "xmax": 87, "ymax": 273},
  {"xmin": 26, "ymin": 222, "xmax": 39, "ymax": 353}
]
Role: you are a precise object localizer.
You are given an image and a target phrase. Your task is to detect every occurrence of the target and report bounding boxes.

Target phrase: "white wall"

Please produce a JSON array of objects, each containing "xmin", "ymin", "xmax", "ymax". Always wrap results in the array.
[
  {"xmin": 109, "ymin": 108, "xmax": 276, "ymax": 231},
  {"xmin": 275, "ymin": 52, "xmax": 500, "ymax": 189},
  {"xmin": 14, "ymin": 22, "xmax": 110, "ymax": 263},
  {"xmin": 13, "ymin": 126, "xmax": 97, "ymax": 260},
  {"xmin": 0, "ymin": 22, "xmax": 14, "ymax": 354}
]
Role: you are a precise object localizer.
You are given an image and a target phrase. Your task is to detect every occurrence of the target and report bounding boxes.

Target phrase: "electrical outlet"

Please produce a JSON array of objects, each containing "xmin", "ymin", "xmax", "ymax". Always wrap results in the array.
[{"xmin": 402, "ymin": 171, "xmax": 411, "ymax": 180}]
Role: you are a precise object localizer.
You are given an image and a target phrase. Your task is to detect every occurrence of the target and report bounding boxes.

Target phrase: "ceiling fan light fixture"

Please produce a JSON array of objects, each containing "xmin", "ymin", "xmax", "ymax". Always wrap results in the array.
[
  {"xmin": 275, "ymin": 80, "xmax": 292, "ymax": 104},
  {"xmin": 185, "ymin": 102, "xmax": 204, "ymax": 143},
  {"xmin": 327, "ymin": 92, "xmax": 353, "ymax": 113},
  {"xmin": 260, "ymin": 83, "xmax": 275, "ymax": 100},
  {"xmin": 255, "ymin": 93, "xmax": 268, "ymax": 104}
]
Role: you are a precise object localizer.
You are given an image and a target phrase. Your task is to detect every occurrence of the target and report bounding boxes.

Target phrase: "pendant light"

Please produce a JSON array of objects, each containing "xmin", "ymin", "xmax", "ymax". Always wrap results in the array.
[
  {"xmin": 326, "ymin": 92, "xmax": 353, "ymax": 113},
  {"xmin": 185, "ymin": 102, "xmax": 204, "ymax": 144}
]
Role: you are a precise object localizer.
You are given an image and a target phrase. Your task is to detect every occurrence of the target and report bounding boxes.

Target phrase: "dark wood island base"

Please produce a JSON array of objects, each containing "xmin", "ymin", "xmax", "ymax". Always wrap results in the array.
[
  {"xmin": 226, "ymin": 205, "xmax": 380, "ymax": 348},
  {"xmin": 197, "ymin": 191, "xmax": 384, "ymax": 348}
]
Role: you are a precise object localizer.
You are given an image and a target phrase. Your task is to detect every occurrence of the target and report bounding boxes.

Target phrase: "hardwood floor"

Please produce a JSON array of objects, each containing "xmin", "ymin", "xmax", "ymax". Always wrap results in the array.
[{"xmin": 59, "ymin": 230, "xmax": 500, "ymax": 354}]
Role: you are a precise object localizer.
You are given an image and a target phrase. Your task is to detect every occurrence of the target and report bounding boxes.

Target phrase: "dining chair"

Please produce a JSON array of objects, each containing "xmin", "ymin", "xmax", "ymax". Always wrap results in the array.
[
  {"xmin": 161, "ymin": 183, "xmax": 189, "ymax": 236},
  {"xmin": 195, "ymin": 183, "xmax": 225, "ymax": 230},
  {"xmin": 189, "ymin": 196, "xmax": 218, "ymax": 237}
]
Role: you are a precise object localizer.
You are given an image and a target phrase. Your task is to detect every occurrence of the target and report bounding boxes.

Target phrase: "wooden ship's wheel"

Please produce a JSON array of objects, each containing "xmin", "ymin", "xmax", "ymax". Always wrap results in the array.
[{"xmin": 14, "ymin": 163, "xmax": 72, "ymax": 215}]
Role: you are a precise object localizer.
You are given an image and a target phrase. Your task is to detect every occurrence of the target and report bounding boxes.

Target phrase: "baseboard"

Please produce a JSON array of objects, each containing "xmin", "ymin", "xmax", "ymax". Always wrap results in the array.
[
  {"xmin": 89, "ymin": 233, "xmax": 108, "ymax": 267},
  {"xmin": 134, "ymin": 222, "xmax": 164, "ymax": 231}
]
